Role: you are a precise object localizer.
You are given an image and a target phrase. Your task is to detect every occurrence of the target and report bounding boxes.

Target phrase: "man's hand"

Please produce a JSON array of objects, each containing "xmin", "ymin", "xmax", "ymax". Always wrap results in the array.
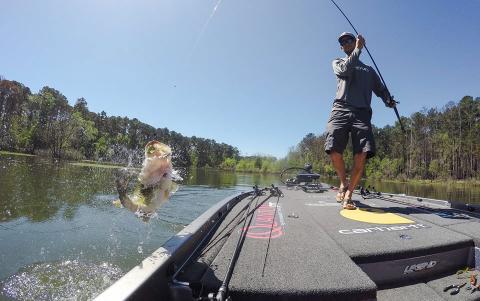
[
  {"xmin": 386, "ymin": 96, "xmax": 397, "ymax": 108},
  {"xmin": 356, "ymin": 35, "xmax": 365, "ymax": 50}
]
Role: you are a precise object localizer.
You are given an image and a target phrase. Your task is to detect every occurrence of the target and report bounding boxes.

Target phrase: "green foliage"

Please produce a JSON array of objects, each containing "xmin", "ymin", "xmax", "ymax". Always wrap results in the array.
[
  {"xmin": 0, "ymin": 78, "xmax": 239, "ymax": 167},
  {"xmin": 324, "ymin": 164, "xmax": 336, "ymax": 176},
  {"xmin": 254, "ymin": 157, "xmax": 262, "ymax": 169},
  {"xmin": 220, "ymin": 157, "xmax": 237, "ymax": 170},
  {"xmin": 94, "ymin": 136, "xmax": 108, "ymax": 159},
  {"xmin": 1, "ymin": 77, "xmax": 478, "ymax": 181},
  {"xmin": 365, "ymin": 157, "xmax": 382, "ymax": 179},
  {"xmin": 233, "ymin": 156, "xmax": 280, "ymax": 173},
  {"xmin": 235, "ymin": 159, "xmax": 253, "ymax": 172},
  {"xmin": 428, "ymin": 159, "xmax": 441, "ymax": 179}
]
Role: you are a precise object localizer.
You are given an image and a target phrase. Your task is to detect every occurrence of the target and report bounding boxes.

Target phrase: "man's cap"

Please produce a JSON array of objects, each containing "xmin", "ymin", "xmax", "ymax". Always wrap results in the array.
[{"xmin": 338, "ymin": 32, "xmax": 355, "ymax": 43}]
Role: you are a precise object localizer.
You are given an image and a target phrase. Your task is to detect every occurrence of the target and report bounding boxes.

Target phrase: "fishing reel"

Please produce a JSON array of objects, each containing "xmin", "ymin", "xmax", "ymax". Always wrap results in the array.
[
  {"xmin": 387, "ymin": 94, "xmax": 399, "ymax": 108},
  {"xmin": 269, "ymin": 184, "xmax": 284, "ymax": 197}
]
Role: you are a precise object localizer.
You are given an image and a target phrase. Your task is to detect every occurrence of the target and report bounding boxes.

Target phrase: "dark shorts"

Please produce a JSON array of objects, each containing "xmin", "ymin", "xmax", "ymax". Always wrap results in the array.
[{"xmin": 324, "ymin": 109, "xmax": 376, "ymax": 158}]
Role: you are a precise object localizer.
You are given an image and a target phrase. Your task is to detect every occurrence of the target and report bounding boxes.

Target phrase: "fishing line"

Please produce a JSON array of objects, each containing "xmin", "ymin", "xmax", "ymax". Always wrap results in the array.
[
  {"xmin": 167, "ymin": 0, "xmax": 224, "ymax": 112},
  {"xmin": 187, "ymin": 0, "xmax": 224, "ymax": 63},
  {"xmin": 329, "ymin": 0, "xmax": 405, "ymax": 132},
  {"xmin": 261, "ymin": 192, "xmax": 282, "ymax": 277},
  {"xmin": 198, "ymin": 202, "xmax": 252, "ymax": 257}
]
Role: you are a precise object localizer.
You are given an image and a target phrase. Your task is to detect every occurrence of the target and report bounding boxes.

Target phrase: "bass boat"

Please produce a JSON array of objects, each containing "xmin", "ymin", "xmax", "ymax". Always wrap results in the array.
[{"xmin": 95, "ymin": 182, "xmax": 480, "ymax": 301}]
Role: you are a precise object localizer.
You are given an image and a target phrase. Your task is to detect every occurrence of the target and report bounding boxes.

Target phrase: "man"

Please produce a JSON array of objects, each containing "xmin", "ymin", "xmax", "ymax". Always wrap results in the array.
[{"xmin": 324, "ymin": 32, "xmax": 395, "ymax": 210}]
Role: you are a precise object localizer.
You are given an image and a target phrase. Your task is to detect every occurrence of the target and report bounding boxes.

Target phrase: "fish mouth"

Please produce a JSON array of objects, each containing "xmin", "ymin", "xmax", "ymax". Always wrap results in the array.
[
  {"xmin": 145, "ymin": 141, "xmax": 172, "ymax": 158},
  {"xmin": 146, "ymin": 154, "xmax": 167, "ymax": 160},
  {"xmin": 145, "ymin": 153, "xmax": 171, "ymax": 161}
]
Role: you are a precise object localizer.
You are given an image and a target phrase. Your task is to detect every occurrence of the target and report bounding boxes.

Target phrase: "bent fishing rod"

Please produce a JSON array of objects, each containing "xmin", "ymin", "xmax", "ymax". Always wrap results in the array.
[{"xmin": 330, "ymin": 0, "xmax": 405, "ymax": 133}]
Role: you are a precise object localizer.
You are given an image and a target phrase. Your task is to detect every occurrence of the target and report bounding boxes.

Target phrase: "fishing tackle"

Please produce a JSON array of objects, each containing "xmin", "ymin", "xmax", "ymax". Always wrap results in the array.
[
  {"xmin": 443, "ymin": 282, "xmax": 466, "ymax": 295},
  {"xmin": 329, "ymin": 0, "xmax": 405, "ymax": 133}
]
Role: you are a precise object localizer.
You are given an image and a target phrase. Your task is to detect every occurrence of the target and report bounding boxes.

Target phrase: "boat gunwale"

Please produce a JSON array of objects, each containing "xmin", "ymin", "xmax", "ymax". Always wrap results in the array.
[{"xmin": 94, "ymin": 190, "xmax": 253, "ymax": 301}]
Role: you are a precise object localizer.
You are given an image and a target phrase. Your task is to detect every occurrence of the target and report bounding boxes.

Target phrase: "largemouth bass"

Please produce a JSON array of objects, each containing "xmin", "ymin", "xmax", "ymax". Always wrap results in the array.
[{"xmin": 114, "ymin": 140, "xmax": 180, "ymax": 218}]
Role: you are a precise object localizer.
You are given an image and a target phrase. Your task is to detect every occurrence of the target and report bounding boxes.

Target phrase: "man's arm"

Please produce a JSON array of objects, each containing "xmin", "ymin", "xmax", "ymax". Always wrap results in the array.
[
  {"xmin": 372, "ymin": 71, "xmax": 395, "ymax": 107},
  {"xmin": 332, "ymin": 48, "xmax": 361, "ymax": 77},
  {"xmin": 332, "ymin": 35, "xmax": 365, "ymax": 77}
]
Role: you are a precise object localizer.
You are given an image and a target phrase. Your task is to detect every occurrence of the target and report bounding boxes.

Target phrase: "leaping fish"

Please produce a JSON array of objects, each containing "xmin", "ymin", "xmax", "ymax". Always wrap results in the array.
[{"xmin": 114, "ymin": 140, "xmax": 180, "ymax": 219}]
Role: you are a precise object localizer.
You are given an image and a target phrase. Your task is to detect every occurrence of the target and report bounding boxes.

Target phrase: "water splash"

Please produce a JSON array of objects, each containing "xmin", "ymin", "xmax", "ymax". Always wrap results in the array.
[
  {"xmin": 0, "ymin": 260, "xmax": 123, "ymax": 301},
  {"xmin": 98, "ymin": 144, "xmax": 143, "ymax": 167}
]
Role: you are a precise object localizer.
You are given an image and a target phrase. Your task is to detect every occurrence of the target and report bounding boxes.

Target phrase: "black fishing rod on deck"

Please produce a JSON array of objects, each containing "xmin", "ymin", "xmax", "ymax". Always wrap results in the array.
[
  {"xmin": 261, "ymin": 185, "xmax": 284, "ymax": 277},
  {"xmin": 209, "ymin": 185, "xmax": 282, "ymax": 301},
  {"xmin": 330, "ymin": 0, "xmax": 406, "ymax": 133},
  {"xmin": 358, "ymin": 186, "xmax": 480, "ymax": 218},
  {"xmin": 209, "ymin": 186, "xmax": 268, "ymax": 301}
]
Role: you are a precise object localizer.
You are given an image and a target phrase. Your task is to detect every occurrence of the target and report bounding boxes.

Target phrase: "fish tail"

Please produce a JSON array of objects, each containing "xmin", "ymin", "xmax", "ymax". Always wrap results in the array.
[{"xmin": 115, "ymin": 169, "xmax": 139, "ymax": 212}]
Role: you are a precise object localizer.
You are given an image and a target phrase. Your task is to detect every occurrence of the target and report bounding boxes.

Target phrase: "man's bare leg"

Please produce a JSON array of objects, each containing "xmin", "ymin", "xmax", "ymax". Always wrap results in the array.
[
  {"xmin": 330, "ymin": 151, "xmax": 348, "ymax": 193},
  {"xmin": 345, "ymin": 152, "xmax": 368, "ymax": 200}
]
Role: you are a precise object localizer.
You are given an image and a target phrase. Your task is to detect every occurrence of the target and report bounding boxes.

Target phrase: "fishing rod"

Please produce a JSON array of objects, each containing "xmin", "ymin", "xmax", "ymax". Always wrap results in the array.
[
  {"xmin": 261, "ymin": 185, "xmax": 284, "ymax": 277},
  {"xmin": 200, "ymin": 185, "xmax": 284, "ymax": 258},
  {"xmin": 329, "ymin": 0, "xmax": 405, "ymax": 133},
  {"xmin": 358, "ymin": 186, "xmax": 480, "ymax": 219},
  {"xmin": 209, "ymin": 185, "xmax": 277, "ymax": 301}
]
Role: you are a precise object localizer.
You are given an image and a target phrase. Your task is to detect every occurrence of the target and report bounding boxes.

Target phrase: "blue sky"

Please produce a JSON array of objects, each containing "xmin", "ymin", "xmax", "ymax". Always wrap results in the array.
[{"xmin": 1, "ymin": 0, "xmax": 479, "ymax": 158}]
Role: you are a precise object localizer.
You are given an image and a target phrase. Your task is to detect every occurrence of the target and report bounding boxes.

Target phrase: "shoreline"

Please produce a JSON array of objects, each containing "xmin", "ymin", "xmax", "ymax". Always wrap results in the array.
[{"xmin": 2, "ymin": 151, "xmax": 478, "ymax": 185}]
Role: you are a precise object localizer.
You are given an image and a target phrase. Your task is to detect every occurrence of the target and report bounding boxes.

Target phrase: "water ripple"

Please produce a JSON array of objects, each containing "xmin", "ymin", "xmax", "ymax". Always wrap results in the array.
[{"xmin": 0, "ymin": 260, "xmax": 123, "ymax": 301}]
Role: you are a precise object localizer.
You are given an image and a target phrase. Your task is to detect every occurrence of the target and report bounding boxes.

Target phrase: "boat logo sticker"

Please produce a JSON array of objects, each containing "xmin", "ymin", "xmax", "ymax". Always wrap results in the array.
[
  {"xmin": 305, "ymin": 200, "xmax": 341, "ymax": 207},
  {"xmin": 339, "ymin": 223, "xmax": 429, "ymax": 235},
  {"xmin": 403, "ymin": 260, "xmax": 437, "ymax": 274},
  {"xmin": 243, "ymin": 202, "xmax": 285, "ymax": 240},
  {"xmin": 435, "ymin": 211, "xmax": 470, "ymax": 219},
  {"xmin": 340, "ymin": 208, "xmax": 414, "ymax": 224}
]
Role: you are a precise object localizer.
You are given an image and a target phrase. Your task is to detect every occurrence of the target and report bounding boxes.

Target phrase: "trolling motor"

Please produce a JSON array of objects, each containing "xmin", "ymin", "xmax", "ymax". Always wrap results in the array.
[
  {"xmin": 281, "ymin": 163, "xmax": 320, "ymax": 186},
  {"xmin": 280, "ymin": 164, "xmax": 326, "ymax": 192}
]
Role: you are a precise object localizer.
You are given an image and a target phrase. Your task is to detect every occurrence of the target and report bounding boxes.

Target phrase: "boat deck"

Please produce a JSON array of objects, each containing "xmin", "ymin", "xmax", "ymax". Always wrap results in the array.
[{"xmin": 177, "ymin": 186, "xmax": 480, "ymax": 301}]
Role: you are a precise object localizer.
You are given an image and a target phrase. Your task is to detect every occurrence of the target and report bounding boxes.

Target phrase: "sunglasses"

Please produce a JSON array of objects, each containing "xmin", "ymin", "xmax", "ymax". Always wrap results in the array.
[{"xmin": 339, "ymin": 37, "xmax": 355, "ymax": 46}]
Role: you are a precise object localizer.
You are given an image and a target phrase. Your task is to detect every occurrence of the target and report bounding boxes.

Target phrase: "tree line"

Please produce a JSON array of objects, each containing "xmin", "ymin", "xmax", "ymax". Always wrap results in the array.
[
  {"xmin": 0, "ymin": 78, "xmax": 239, "ymax": 168},
  {"xmin": 285, "ymin": 96, "xmax": 480, "ymax": 181},
  {"xmin": 1, "ymin": 77, "xmax": 478, "ymax": 180}
]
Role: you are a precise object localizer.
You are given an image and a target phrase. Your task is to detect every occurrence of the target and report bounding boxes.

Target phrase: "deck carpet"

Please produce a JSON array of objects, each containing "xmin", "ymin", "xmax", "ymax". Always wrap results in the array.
[{"xmin": 180, "ymin": 186, "xmax": 479, "ymax": 300}]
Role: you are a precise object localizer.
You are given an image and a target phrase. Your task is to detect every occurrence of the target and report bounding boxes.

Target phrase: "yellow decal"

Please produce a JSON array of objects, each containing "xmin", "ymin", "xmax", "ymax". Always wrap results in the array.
[{"xmin": 340, "ymin": 208, "xmax": 414, "ymax": 224}]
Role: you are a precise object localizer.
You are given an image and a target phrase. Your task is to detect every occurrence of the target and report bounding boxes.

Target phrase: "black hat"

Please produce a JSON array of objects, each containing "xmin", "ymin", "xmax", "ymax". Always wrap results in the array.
[{"xmin": 338, "ymin": 32, "xmax": 355, "ymax": 43}]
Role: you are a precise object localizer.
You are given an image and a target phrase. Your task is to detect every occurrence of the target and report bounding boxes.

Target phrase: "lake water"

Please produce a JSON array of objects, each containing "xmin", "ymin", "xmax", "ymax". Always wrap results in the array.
[{"xmin": 0, "ymin": 154, "xmax": 478, "ymax": 300}]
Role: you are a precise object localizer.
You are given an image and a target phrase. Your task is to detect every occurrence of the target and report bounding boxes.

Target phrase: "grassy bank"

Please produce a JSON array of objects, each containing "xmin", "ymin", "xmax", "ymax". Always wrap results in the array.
[
  {"xmin": 390, "ymin": 178, "xmax": 480, "ymax": 187},
  {"xmin": 0, "ymin": 151, "xmax": 36, "ymax": 157},
  {"xmin": 69, "ymin": 160, "xmax": 136, "ymax": 169},
  {"xmin": 361, "ymin": 176, "xmax": 480, "ymax": 190}
]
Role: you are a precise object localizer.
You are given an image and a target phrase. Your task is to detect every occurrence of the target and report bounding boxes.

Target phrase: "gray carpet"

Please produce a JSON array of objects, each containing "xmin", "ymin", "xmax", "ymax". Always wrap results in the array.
[
  {"xmin": 289, "ymin": 189, "xmax": 472, "ymax": 262},
  {"xmin": 199, "ymin": 192, "xmax": 377, "ymax": 300},
  {"xmin": 179, "ymin": 186, "xmax": 478, "ymax": 300},
  {"xmin": 377, "ymin": 283, "xmax": 444, "ymax": 301},
  {"xmin": 447, "ymin": 222, "xmax": 480, "ymax": 245},
  {"xmin": 427, "ymin": 273, "xmax": 480, "ymax": 301}
]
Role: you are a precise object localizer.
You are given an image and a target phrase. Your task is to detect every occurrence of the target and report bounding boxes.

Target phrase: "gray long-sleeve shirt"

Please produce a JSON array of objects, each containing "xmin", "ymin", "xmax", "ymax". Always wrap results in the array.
[{"xmin": 332, "ymin": 48, "xmax": 390, "ymax": 111}]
